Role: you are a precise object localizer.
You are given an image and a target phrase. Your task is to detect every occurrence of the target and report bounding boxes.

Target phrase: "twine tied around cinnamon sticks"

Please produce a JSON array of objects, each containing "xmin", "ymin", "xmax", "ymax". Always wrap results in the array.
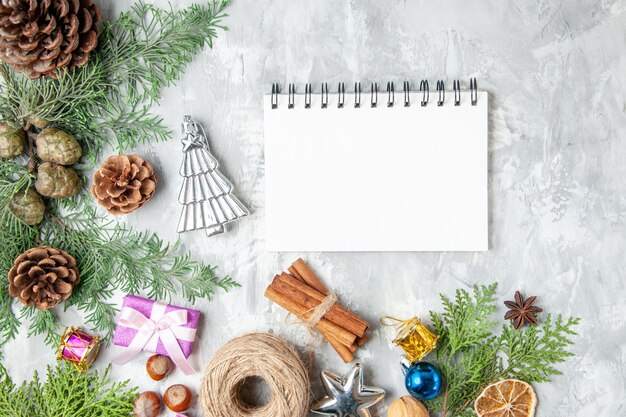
[
  {"xmin": 264, "ymin": 258, "xmax": 369, "ymax": 363},
  {"xmin": 302, "ymin": 292, "xmax": 338, "ymax": 329}
]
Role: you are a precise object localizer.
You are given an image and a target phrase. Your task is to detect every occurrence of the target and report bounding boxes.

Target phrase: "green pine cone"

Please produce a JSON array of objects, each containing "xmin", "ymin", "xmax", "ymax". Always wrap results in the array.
[
  {"xmin": 0, "ymin": 123, "xmax": 25, "ymax": 159},
  {"xmin": 36, "ymin": 128, "xmax": 82, "ymax": 166},
  {"xmin": 10, "ymin": 188, "xmax": 45, "ymax": 225},
  {"xmin": 35, "ymin": 162, "xmax": 82, "ymax": 199}
]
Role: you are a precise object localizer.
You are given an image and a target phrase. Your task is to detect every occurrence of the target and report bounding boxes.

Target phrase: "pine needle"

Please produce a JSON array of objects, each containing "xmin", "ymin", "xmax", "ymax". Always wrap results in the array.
[
  {"xmin": 0, "ymin": 0, "xmax": 231, "ymax": 162},
  {"xmin": 0, "ymin": 1, "xmax": 236, "ymax": 353}
]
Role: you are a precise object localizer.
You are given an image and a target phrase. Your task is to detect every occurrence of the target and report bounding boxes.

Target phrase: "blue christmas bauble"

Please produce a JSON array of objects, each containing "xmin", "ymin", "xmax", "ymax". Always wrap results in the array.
[{"xmin": 404, "ymin": 361, "xmax": 444, "ymax": 400}]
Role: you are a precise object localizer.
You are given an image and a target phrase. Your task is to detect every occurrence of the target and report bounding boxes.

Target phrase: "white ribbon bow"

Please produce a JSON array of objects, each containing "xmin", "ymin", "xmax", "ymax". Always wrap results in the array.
[{"xmin": 113, "ymin": 301, "xmax": 196, "ymax": 374}]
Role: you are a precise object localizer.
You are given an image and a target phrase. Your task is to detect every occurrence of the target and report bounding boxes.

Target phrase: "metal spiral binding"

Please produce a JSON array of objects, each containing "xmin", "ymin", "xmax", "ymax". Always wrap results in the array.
[
  {"xmin": 403, "ymin": 81, "xmax": 410, "ymax": 107},
  {"xmin": 436, "ymin": 80, "xmax": 445, "ymax": 106},
  {"xmin": 288, "ymin": 83, "xmax": 295, "ymax": 109},
  {"xmin": 270, "ymin": 79, "xmax": 478, "ymax": 109},
  {"xmin": 387, "ymin": 82, "xmax": 395, "ymax": 107},
  {"xmin": 321, "ymin": 83, "xmax": 329, "ymax": 108},
  {"xmin": 470, "ymin": 78, "xmax": 478, "ymax": 106},
  {"xmin": 305, "ymin": 84, "xmax": 312, "ymax": 108},
  {"xmin": 453, "ymin": 80, "xmax": 461, "ymax": 106},
  {"xmin": 271, "ymin": 83, "xmax": 279, "ymax": 109},
  {"xmin": 371, "ymin": 82, "xmax": 378, "ymax": 108},
  {"xmin": 338, "ymin": 82, "xmax": 345, "ymax": 108},
  {"xmin": 420, "ymin": 80, "xmax": 429, "ymax": 106}
]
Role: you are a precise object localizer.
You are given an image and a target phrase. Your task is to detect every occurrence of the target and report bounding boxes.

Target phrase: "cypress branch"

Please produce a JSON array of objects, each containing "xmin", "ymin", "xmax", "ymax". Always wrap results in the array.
[
  {"xmin": 0, "ymin": 363, "xmax": 137, "ymax": 416},
  {"xmin": 0, "ymin": 0, "xmax": 231, "ymax": 163},
  {"xmin": 427, "ymin": 284, "xmax": 578, "ymax": 417},
  {"xmin": 0, "ymin": 1, "xmax": 236, "ymax": 354}
]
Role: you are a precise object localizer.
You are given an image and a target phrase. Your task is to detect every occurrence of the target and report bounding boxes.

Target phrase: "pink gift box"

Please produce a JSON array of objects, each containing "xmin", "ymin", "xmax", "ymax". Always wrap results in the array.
[{"xmin": 112, "ymin": 294, "xmax": 200, "ymax": 359}]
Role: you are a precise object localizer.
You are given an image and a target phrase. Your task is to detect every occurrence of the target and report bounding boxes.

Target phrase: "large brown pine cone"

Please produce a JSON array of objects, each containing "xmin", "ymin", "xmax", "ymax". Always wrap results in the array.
[
  {"xmin": 8, "ymin": 246, "xmax": 80, "ymax": 310},
  {"xmin": 0, "ymin": 0, "xmax": 100, "ymax": 79},
  {"xmin": 91, "ymin": 154, "xmax": 157, "ymax": 215}
]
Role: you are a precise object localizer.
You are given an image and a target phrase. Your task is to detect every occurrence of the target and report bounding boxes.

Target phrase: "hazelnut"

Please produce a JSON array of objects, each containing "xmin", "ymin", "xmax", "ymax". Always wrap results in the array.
[
  {"xmin": 387, "ymin": 396, "xmax": 429, "ymax": 417},
  {"xmin": 164, "ymin": 384, "xmax": 192, "ymax": 412},
  {"xmin": 146, "ymin": 354, "xmax": 173, "ymax": 380},
  {"xmin": 133, "ymin": 391, "xmax": 162, "ymax": 417}
]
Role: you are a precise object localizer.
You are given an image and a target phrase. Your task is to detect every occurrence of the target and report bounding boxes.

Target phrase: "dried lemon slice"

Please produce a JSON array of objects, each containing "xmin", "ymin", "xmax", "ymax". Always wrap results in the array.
[{"xmin": 474, "ymin": 379, "xmax": 537, "ymax": 417}]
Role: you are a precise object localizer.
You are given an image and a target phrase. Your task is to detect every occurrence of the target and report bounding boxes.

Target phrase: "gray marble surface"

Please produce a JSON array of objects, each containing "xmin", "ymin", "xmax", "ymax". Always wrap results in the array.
[{"xmin": 4, "ymin": 1, "xmax": 626, "ymax": 416}]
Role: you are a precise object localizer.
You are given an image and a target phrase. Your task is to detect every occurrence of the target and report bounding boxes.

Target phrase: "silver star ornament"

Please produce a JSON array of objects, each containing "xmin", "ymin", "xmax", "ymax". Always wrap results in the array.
[
  {"xmin": 181, "ymin": 116, "xmax": 207, "ymax": 151},
  {"xmin": 311, "ymin": 363, "xmax": 386, "ymax": 417}
]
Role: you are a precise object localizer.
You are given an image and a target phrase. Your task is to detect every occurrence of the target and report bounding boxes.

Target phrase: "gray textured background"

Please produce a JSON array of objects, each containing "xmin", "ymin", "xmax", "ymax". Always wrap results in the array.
[{"xmin": 4, "ymin": 1, "xmax": 626, "ymax": 416}]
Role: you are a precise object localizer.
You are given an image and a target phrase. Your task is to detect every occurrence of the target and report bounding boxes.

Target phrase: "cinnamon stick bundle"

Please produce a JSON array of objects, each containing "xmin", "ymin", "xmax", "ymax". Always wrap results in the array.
[{"xmin": 264, "ymin": 258, "xmax": 369, "ymax": 363}]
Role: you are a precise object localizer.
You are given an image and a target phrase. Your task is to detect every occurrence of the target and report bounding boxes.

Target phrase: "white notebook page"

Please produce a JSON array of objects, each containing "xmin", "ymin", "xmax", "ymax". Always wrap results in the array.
[{"xmin": 264, "ymin": 90, "xmax": 488, "ymax": 251}]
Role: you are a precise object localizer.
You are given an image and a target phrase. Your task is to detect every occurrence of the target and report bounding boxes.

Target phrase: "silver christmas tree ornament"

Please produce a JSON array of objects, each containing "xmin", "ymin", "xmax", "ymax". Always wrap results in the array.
[{"xmin": 177, "ymin": 115, "xmax": 249, "ymax": 237}]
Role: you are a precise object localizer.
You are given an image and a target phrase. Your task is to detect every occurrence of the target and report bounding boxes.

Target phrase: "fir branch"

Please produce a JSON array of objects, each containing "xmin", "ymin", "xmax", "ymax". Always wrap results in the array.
[
  {"xmin": 79, "ymin": 295, "xmax": 118, "ymax": 340},
  {"xmin": 0, "ymin": 362, "xmax": 137, "ymax": 417},
  {"xmin": 29, "ymin": 211, "xmax": 239, "ymax": 341},
  {"xmin": 0, "ymin": 183, "xmax": 38, "ymax": 349},
  {"xmin": 99, "ymin": 0, "xmax": 230, "ymax": 104},
  {"xmin": 0, "ymin": 286, "xmax": 20, "ymax": 355},
  {"xmin": 178, "ymin": 263, "xmax": 240, "ymax": 304},
  {"xmin": 0, "ymin": 160, "xmax": 38, "ymax": 266},
  {"xmin": 0, "ymin": 0, "xmax": 230, "ymax": 162},
  {"xmin": 0, "ymin": 159, "xmax": 32, "ymax": 194},
  {"xmin": 3, "ymin": 62, "xmax": 107, "ymax": 126},
  {"xmin": 427, "ymin": 284, "xmax": 579, "ymax": 417},
  {"xmin": 98, "ymin": 99, "xmax": 170, "ymax": 151},
  {"xmin": 0, "ymin": 0, "xmax": 236, "ymax": 353},
  {"xmin": 20, "ymin": 307, "xmax": 60, "ymax": 347}
]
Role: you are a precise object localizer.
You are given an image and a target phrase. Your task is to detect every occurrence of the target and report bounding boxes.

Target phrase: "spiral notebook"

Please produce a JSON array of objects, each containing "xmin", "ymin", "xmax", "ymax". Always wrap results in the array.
[{"xmin": 264, "ymin": 80, "xmax": 488, "ymax": 252}]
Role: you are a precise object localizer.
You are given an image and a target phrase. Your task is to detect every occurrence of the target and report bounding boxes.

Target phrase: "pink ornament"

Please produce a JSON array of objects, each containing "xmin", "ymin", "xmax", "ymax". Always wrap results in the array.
[{"xmin": 57, "ymin": 327, "xmax": 101, "ymax": 372}]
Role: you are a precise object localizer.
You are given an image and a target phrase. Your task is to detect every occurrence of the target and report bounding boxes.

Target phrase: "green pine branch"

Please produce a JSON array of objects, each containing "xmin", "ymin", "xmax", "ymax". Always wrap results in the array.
[
  {"xmin": 0, "ymin": 159, "xmax": 39, "ymax": 275},
  {"xmin": 41, "ymin": 209, "xmax": 238, "ymax": 344},
  {"xmin": 0, "ymin": 203, "xmax": 239, "ymax": 350},
  {"xmin": 20, "ymin": 308, "xmax": 60, "ymax": 347},
  {"xmin": 427, "ymin": 284, "xmax": 579, "ymax": 417},
  {"xmin": 99, "ymin": 0, "xmax": 230, "ymax": 104},
  {"xmin": 0, "ymin": 286, "xmax": 20, "ymax": 349},
  {"xmin": 0, "ymin": 1, "xmax": 237, "ymax": 353},
  {"xmin": 0, "ymin": 362, "xmax": 137, "ymax": 417},
  {"xmin": 0, "ymin": 0, "xmax": 230, "ymax": 162}
]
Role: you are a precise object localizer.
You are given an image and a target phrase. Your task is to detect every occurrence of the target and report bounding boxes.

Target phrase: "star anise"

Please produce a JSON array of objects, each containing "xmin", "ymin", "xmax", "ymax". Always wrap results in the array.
[{"xmin": 504, "ymin": 291, "xmax": 543, "ymax": 329}]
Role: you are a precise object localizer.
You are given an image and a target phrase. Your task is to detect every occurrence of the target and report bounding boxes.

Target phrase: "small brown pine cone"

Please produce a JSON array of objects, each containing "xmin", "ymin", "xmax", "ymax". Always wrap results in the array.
[
  {"xmin": 91, "ymin": 154, "xmax": 157, "ymax": 215},
  {"xmin": 8, "ymin": 246, "xmax": 80, "ymax": 310},
  {"xmin": 0, "ymin": 0, "xmax": 101, "ymax": 79}
]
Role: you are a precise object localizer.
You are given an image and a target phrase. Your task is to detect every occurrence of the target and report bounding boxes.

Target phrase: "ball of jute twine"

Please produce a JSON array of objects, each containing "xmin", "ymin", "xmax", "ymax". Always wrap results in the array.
[{"xmin": 199, "ymin": 332, "xmax": 310, "ymax": 417}]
